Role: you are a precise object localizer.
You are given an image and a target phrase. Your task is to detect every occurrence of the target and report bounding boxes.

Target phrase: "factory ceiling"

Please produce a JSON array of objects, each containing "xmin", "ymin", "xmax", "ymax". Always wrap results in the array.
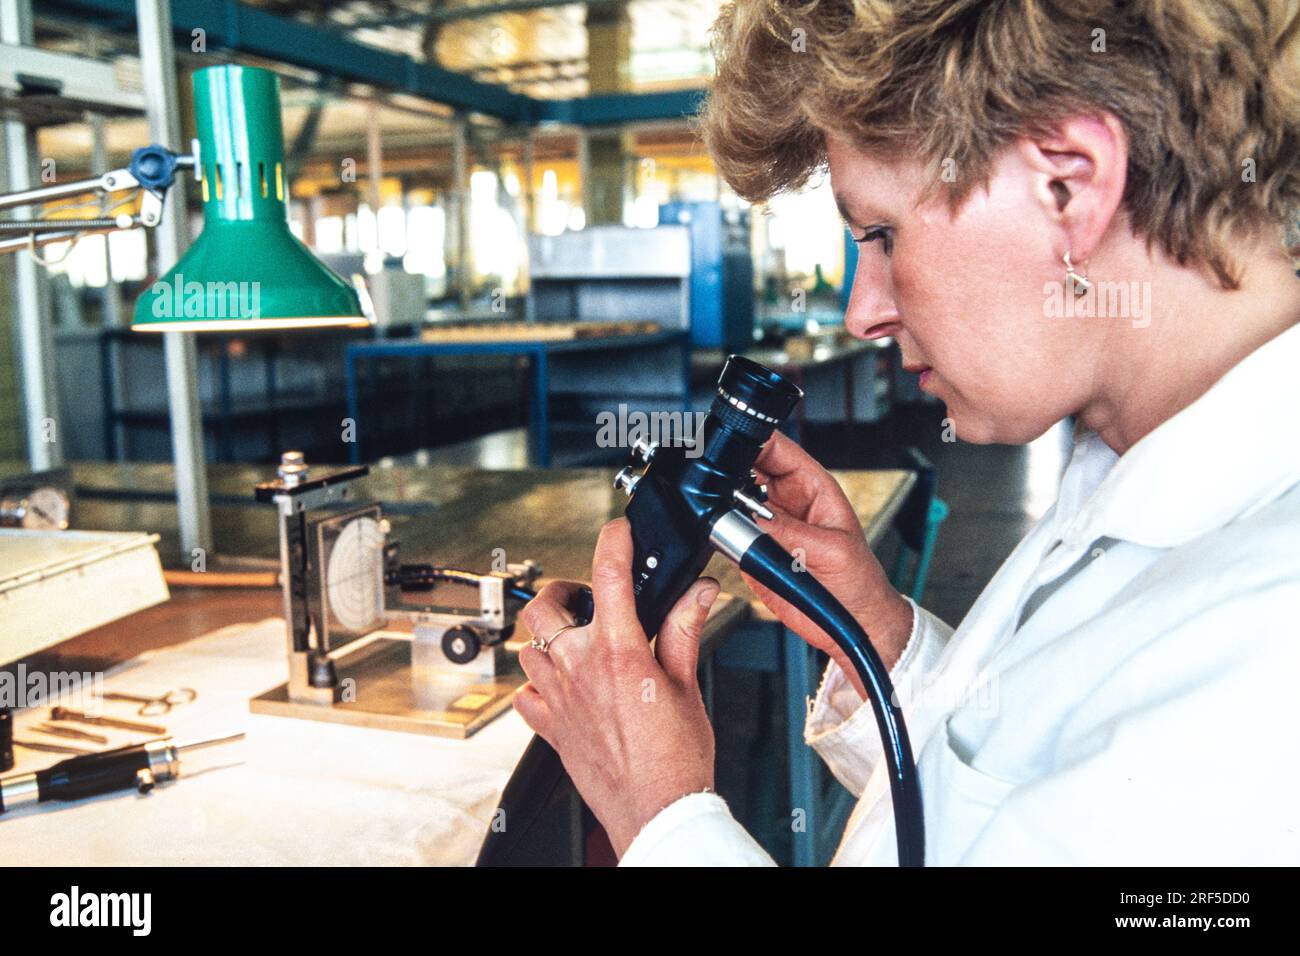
[
  {"xmin": 287, "ymin": 0, "xmax": 721, "ymax": 98},
  {"xmin": 30, "ymin": 1, "xmax": 719, "ymax": 175}
]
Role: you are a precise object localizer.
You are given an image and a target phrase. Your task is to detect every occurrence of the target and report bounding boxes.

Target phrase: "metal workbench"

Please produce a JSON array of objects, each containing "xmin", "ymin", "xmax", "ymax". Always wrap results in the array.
[{"xmin": 5, "ymin": 459, "xmax": 914, "ymax": 865}]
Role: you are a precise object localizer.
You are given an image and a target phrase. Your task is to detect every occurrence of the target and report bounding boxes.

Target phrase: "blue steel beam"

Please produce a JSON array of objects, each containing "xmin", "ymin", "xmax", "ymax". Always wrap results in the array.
[
  {"xmin": 349, "ymin": 0, "xmax": 626, "ymax": 30},
  {"xmin": 40, "ymin": 0, "xmax": 708, "ymax": 127},
  {"xmin": 538, "ymin": 89, "xmax": 706, "ymax": 126}
]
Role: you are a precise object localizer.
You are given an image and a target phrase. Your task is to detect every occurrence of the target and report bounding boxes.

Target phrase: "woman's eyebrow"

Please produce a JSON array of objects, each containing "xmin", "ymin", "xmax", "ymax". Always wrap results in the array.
[
  {"xmin": 834, "ymin": 193, "xmax": 856, "ymax": 226},
  {"xmin": 834, "ymin": 192, "xmax": 882, "ymax": 228}
]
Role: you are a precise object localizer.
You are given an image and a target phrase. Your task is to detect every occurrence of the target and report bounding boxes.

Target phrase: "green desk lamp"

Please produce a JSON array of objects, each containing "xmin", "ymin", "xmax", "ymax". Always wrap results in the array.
[{"xmin": 132, "ymin": 64, "xmax": 367, "ymax": 332}]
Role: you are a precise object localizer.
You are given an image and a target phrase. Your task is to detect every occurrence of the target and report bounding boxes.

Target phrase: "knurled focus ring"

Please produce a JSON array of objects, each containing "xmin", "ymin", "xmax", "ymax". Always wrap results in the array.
[
  {"xmin": 714, "ymin": 390, "xmax": 776, "ymax": 441},
  {"xmin": 716, "ymin": 387, "xmax": 781, "ymax": 424}
]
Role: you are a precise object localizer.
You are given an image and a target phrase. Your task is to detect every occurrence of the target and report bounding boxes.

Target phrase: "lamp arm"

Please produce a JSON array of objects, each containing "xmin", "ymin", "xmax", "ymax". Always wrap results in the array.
[
  {"xmin": 0, "ymin": 144, "xmax": 194, "ymax": 251},
  {"xmin": 0, "ymin": 171, "xmax": 134, "ymax": 213},
  {"xmin": 0, "ymin": 224, "xmax": 120, "ymax": 257}
]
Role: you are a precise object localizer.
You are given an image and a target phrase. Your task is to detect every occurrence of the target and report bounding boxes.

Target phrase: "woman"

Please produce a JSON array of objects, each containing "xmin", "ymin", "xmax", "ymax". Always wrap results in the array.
[{"xmin": 514, "ymin": 0, "xmax": 1300, "ymax": 864}]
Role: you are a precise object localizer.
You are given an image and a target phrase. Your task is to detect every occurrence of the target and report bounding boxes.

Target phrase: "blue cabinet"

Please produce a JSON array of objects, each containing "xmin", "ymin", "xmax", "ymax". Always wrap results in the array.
[{"xmin": 659, "ymin": 201, "xmax": 755, "ymax": 352}]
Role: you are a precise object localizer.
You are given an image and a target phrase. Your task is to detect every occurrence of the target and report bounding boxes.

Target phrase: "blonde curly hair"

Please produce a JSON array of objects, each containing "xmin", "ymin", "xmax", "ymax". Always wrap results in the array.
[{"xmin": 701, "ymin": 0, "xmax": 1300, "ymax": 287}]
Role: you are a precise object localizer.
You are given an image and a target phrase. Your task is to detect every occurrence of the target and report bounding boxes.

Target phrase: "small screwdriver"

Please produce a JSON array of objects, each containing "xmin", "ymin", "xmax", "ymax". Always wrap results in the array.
[
  {"xmin": 49, "ymin": 707, "xmax": 166, "ymax": 735},
  {"xmin": 14, "ymin": 739, "xmax": 95, "ymax": 756},
  {"xmin": 34, "ymin": 723, "xmax": 109, "ymax": 745},
  {"xmin": 0, "ymin": 732, "xmax": 244, "ymax": 814}
]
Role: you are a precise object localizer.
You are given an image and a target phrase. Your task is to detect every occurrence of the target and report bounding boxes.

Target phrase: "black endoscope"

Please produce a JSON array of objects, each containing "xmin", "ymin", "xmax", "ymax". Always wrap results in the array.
[
  {"xmin": 612, "ymin": 356, "xmax": 804, "ymax": 637},
  {"xmin": 478, "ymin": 356, "xmax": 924, "ymax": 867}
]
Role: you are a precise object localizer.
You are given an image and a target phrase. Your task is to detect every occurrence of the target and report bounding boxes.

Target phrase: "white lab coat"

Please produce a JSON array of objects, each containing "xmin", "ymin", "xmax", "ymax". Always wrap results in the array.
[{"xmin": 621, "ymin": 322, "xmax": 1300, "ymax": 866}]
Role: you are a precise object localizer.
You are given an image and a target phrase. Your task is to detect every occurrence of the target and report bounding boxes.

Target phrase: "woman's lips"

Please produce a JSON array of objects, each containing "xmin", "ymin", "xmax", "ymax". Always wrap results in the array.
[{"xmin": 903, "ymin": 363, "xmax": 934, "ymax": 388}]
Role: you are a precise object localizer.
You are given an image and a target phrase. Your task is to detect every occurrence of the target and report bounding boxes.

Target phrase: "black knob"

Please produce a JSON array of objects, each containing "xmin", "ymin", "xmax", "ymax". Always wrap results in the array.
[{"xmin": 442, "ymin": 626, "xmax": 482, "ymax": 665}]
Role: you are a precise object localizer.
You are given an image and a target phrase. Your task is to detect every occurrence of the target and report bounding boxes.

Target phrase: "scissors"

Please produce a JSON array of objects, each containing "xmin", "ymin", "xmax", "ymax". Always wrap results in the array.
[{"xmin": 101, "ymin": 687, "xmax": 198, "ymax": 716}]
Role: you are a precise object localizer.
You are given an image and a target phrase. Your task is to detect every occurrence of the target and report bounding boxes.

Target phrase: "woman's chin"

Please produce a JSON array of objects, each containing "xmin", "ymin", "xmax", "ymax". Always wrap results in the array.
[
  {"xmin": 936, "ymin": 405, "xmax": 1006, "ymax": 445},
  {"xmin": 951, "ymin": 412, "xmax": 1059, "ymax": 446}
]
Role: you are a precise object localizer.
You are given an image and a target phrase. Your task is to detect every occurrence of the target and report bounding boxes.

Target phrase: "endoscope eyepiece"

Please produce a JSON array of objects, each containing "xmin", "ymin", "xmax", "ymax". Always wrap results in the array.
[
  {"xmin": 713, "ymin": 355, "xmax": 804, "ymax": 440},
  {"xmin": 717, "ymin": 354, "xmax": 804, "ymax": 420}
]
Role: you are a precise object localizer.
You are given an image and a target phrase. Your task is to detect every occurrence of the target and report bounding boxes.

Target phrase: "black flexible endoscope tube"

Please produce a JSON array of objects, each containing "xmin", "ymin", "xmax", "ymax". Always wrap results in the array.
[{"xmin": 738, "ymin": 533, "xmax": 925, "ymax": 867}]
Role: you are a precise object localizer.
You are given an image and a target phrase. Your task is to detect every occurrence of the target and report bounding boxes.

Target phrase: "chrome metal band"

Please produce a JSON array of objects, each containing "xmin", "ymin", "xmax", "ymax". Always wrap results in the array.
[
  {"xmin": 1, "ymin": 773, "xmax": 39, "ymax": 810},
  {"xmin": 709, "ymin": 509, "xmax": 764, "ymax": 564},
  {"xmin": 145, "ymin": 739, "xmax": 179, "ymax": 780}
]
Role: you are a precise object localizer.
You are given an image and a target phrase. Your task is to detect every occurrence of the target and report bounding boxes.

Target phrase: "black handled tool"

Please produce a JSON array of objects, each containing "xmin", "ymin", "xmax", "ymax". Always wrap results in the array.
[{"xmin": 0, "ymin": 732, "xmax": 244, "ymax": 814}]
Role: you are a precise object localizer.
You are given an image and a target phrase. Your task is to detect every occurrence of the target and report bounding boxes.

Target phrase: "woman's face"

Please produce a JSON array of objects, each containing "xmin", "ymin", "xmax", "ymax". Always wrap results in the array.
[{"xmin": 828, "ymin": 134, "xmax": 1102, "ymax": 444}]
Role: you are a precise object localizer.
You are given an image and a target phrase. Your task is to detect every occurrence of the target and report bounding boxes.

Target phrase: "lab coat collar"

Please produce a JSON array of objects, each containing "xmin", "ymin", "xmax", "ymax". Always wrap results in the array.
[{"xmin": 1061, "ymin": 322, "xmax": 1300, "ymax": 550}]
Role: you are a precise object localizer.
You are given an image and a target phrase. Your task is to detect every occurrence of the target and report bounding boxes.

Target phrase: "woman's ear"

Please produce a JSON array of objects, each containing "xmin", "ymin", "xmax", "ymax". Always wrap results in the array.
[{"xmin": 1016, "ymin": 113, "xmax": 1128, "ymax": 262}]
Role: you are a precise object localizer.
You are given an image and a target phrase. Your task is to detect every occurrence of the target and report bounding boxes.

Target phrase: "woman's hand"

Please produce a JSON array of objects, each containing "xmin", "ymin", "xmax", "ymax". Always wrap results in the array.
[
  {"xmin": 746, "ymin": 431, "xmax": 914, "ymax": 696},
  {"xmin": 514, "ymin": 518, "xmax": 719, "ymax": 857}
]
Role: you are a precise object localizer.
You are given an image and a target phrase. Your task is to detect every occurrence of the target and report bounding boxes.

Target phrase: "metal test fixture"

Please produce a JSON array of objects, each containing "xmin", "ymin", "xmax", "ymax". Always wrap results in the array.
[{"xmin": 249, "ymin": 452, "xmax": 541, "ymax": 738}]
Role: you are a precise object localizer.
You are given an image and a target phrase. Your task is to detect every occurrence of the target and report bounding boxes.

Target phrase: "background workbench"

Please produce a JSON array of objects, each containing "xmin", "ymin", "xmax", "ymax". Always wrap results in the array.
[{"xmin": 344, "ymin": 329, "xmax": 692, "ymax": 467}]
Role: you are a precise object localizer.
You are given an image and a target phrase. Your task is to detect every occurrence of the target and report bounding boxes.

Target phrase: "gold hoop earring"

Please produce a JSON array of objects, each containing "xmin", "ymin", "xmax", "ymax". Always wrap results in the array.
[{"xmin": 1063, "ymin": 251, "xmax": 1092, "ymax": 297}]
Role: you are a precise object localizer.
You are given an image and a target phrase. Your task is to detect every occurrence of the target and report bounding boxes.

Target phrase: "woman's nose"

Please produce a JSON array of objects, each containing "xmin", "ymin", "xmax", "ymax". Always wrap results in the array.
[{"xmin": 843, "ymin": 252, "xmax": 900, "ymax": 340}]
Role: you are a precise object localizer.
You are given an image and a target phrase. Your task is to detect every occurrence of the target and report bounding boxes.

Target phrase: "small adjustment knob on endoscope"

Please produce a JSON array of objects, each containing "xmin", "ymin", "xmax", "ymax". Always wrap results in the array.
[
  {"xmin": 733, "ymin": 487, "xmax": 774, "ymax": 521},
  {"xmin": 135, "ymin": 769, "xmax": 156, "ymax": 794},
  {"xmin": 614, "ymin": 466, "xmax": 641, "ymax": 497}
]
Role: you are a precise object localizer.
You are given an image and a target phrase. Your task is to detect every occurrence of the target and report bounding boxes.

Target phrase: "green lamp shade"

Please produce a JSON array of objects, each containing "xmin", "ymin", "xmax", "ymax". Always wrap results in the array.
[{"xmin": 133, "ymin": 64, "xmax": 367, "ymax": 332}]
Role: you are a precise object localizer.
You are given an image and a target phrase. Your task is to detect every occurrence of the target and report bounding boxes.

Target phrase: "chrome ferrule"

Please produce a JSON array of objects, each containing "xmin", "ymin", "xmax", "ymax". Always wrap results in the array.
[
  {"xmin": 1, "ymin": 773, "xmax": 40, "ymax": 810},
  {"xmin": 709, "ymin": 509, "xmax": 764, "ymax": 564}
]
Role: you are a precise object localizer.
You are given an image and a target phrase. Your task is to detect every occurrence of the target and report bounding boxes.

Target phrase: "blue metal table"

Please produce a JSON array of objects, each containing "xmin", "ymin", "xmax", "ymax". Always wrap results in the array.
[{"xmin": 344, "ymin": 329, "xmax": 691, "ymax": 466}]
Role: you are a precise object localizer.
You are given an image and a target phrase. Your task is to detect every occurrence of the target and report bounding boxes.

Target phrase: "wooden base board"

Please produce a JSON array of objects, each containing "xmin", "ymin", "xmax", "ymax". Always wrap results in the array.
[{"xmin": 250, "ymin": 635, "xmax": 523, "ymax": 739}]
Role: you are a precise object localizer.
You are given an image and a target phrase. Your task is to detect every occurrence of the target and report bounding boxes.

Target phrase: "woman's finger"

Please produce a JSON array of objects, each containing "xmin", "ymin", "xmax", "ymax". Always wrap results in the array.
[
  {"xmin": 589, "ymin": 518, "xmax": 647, "ymax": 647},
  {"xmin": 754, "ymin": 433, "xmax": 829, "ymax": 511},
  {"xmin": 754, "ymin": 433, "xmax": 860, "ymax": 533},
  {"xmin": 760, "ymin": 504, "xmax": 852, "ymax": 562},
  {"xmin": 543, "ymin": 622, "xmax": 593, "ymax": 672},
  {"xmin": 656, "ymin": 577, "xmax": 719, "ymax": 685},
  {"xmin": 532, "ymin": 580, "xmax": 590, "ymax": 618},
  {"xmin": 518, "ymin": 643, "xmax": 560, "ymax": 697},
  {"xmin": 753, "ymin": 429, "xmax": 818, "ymax": 478},
  {"xmin": 520, "ymin": 580, "xmax": 587, "ymax": 651},
  {"xmin": 513, "ymin": 682, "xmax": 555, "ymax": 740},
  {"xmin": 519, "ymin": 581, "xmax": 596, "ymax": 674}
]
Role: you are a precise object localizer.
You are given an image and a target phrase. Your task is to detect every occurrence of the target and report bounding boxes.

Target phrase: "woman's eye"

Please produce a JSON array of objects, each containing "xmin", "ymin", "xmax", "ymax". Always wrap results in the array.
[{"xmin": 853, "ymin": 226, "xmax": 894, "ymax": 256}]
